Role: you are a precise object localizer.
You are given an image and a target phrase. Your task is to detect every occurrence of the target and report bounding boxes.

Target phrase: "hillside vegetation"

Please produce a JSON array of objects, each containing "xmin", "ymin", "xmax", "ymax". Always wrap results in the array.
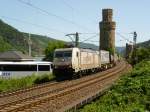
[
  {"xmin": 0, "ymin": 20, "xmax": 27, "ymax": 52},
  {"xmin": 79, "ymin": 60, "xmax": 150, "ymax": 112},
  {"xmin": 0, "ymin": 19, "xmax": 61, "ymax": 56},
  {"xmin": 138, "ymin": 40, "xmax": 150, "ymax": 49},
  {"xmin": 0, "ymin": 19, "xmax": 101, "ymax": 57}
]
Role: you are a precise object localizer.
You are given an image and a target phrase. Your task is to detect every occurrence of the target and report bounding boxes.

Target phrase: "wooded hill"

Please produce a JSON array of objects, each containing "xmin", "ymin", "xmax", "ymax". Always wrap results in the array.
[
  {"xmin": 0, "ymin": 19, "xmax": 99, "ymax": 56},
  {"xmin": 0, "ymin": 19, "xmax": 58, "ymax": 56},
  {"xmin": 137, "ymin": 40, "xmax": 150, "ymax": 49},
  {"xmin": 0, "ymin": 19, "xmax": 102, "ymax": 56}
]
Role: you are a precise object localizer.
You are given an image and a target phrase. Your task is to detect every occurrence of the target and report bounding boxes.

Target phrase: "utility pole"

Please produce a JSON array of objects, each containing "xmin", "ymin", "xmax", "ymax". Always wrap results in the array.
[
  {"xmin": 133, "ymin": 31, "xmax": 137, "ymax": 64},
  {"xmin": 28, "ymin": 33, "xmax": 32, "ymax": 56},
  {"xmin": 75, "ymin": 32, "xmax": 79, "ymax": 47},
  {"xmin": 133, "ymin": 31, "xmax": 137, "ymax": 46},
  {"xmin": 66, "ymin": 32, "xmax": 79, "ymax": 47}
]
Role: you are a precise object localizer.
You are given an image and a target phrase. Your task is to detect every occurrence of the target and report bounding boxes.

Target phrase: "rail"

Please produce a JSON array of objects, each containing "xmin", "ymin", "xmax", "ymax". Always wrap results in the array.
[{"xmin": 0, "ymin": 61, "xmax": 131, "ymax": 112}]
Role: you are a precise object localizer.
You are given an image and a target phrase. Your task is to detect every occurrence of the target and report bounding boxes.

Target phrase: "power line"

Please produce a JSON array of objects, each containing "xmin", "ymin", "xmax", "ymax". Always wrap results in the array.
[
  {"xmin": 60, "ymin": 0, "xmax": 97, "ymax": 24},
  {"xmin": 85, "ymin": 40, "xmax": 99, "ymax": 43},
  {"xmin": 17, "ymin": 0, "xmax": 94, "ymax": 32},
  {"xmin": 116, "ymin": 32, "xmax": 133, "ymax": 44},
  {"xmin": 0, "ymin": 16, "xmax": 66, "ymax": 34},
  {"xmin": 1, "ymin": 15, "xmax": 99, "ymax": 43},
  {"xmin": 80, "ymin": 33, "xmax": 99, "ymax": 34},
  {"xmin": 61, "ymin": 0, "xmax": 74, "ymax": 11},
  {"xmin": 80, "ymin": 34, "xmax": 99, "ymax": 43},
  {"xmin": 74, "ymin": 32, "xmax": 98, "ymax": 40}
]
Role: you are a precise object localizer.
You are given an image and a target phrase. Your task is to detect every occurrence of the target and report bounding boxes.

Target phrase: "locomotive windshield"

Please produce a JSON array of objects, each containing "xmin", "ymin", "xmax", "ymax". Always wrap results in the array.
[
  {"xmin": 55, "ymin": 51, "xmax": 72, "ymax": 58},
  {"xmin": 55, "ymin": 52, "xmax": 63, "ymax": 58},
  {"xmin": 64, "ymin": 52, "xmax": 72, "ymax": 57}
]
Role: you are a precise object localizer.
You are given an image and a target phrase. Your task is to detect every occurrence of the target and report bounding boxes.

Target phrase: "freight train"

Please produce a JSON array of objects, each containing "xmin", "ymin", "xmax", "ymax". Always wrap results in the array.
[{"xmin": 53, "ymin": 47, "xmax": 118, "ymax": 80}]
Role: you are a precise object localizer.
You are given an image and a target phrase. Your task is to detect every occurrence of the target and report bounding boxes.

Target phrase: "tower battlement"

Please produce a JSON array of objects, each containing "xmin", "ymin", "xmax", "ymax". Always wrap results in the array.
[{"xmin": 99, "ymin": 9, "xmax": 116, "ymax": 55}]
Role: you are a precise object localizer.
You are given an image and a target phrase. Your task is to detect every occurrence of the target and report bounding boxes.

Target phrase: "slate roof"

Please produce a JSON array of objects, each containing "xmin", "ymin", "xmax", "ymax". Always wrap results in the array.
[{"xmin": 0, "ymin": 51, "xmax": 34, "ymax": 61}]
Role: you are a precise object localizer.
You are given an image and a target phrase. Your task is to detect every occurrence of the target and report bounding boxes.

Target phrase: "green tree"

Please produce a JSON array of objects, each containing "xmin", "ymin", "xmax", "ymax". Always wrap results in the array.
[
  {"xmin": 44, "ymin": 41, "xmax": 65, "ymax": 61},
  {"xmin": 0, "ymin": 36, "xmax": 12, "ymax": 52},
  {"xmin": 130, "ymin": 47, "xmax": 150, "ymax": 65},
  {"xmin": 136, "ymin": 47, "xmax": 150, "ymax": 62}
]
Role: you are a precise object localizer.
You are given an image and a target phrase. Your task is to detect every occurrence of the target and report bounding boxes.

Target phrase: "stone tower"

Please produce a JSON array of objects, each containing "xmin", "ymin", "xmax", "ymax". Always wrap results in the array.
[{"xmin": 99, "ymin": 9, "xmax": 116, "ymax": 55}]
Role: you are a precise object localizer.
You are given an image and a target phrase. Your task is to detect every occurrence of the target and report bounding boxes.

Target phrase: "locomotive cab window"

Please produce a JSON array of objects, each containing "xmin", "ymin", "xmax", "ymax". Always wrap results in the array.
[
  {"xmin": 55, "ymin": 51, "xmax": 72, "ymax": 58},
  {"xmin": 64, "ymin": 51, "xmax": 72, "ymax": 57},
  {"xmin": 55, "ymin": 52, "xmax": 63, "ymax": 58}
]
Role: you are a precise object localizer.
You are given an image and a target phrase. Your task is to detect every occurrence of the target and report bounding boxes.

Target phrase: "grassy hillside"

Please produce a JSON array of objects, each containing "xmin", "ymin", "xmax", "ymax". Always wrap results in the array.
[
  {"xmin": 0, "ymin": 20, "xmax": 28, "ymax": 53},
  {"xmin": 79, "ymin": 60, "xmax": 150, "ymax": 112},
  {"xmin": 22, "ymin": 33, "xmax": 57, "ymax": 55},
  {"xmin": 0, "ymin": 19, "xmax": 101, "ymax": 56},
  {"xmin": 0, "ymin": 19, "xmax": 60, "ymax": 56},
  {"xmin": 138, "ymin": 40, "xmax": 150, "ymax": 49},
  {"xmin": 0, "ymin": 35, "xmax": 12, "ymax": 51}
]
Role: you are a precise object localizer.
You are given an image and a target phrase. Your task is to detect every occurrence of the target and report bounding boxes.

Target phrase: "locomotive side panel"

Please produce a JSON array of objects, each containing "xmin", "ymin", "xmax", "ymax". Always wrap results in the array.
[
  {"xmin": 79, "ymin": 49, "xmax": 100, "ymax": 71},
  {"xmin": 80, "ymin": 51, "xmax": 92, "ymax": 70}
]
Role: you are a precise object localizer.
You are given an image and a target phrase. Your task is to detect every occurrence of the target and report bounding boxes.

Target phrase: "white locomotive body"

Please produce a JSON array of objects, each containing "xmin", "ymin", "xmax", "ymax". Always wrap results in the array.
[{"xmin": 53, "ymin": 47, "xmax": 115, "ymax": 80}]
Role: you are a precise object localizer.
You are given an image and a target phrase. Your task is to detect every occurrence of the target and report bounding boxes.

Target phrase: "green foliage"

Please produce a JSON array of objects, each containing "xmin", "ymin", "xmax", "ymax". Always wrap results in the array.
[
  {"xmin": 0, "ymin": 75, "xmax": 36, "ymax": 92},
  {"xmin": 129, "ymin": 47, "xmax": 150, "ymax": 65},
  {"xmin": 79, "ymin": 61, "xmax": 150, "ymax": 112},
  {"xmin": 136, "ymin": 48, "xmax": 150, "ymax": 62},
  {"xmin": 137, "ymin": 40, "xmax": 150, "ymax": 49},
  {"xmin": 34, "ymin": 74, "xmax": 55, "ymax": 84},
  {"xmin": 0, "ymin": 73, "xmax": 54, "ymax": 92},
  {"xmin": 0, "ymin": 36, "xmax": 12, "ymax": 52},
  {"xmin": 0, "ymin": 19, "xmax": 64, "ymax": 56},
  {"xmin": 44, "ymin": 41, "xmax": 65, "ymax": 61},
  {"xmin": 23, "ymin": 33, "xmax": 58, "ymax": 56},
  {"xmin": 0, "ymin": 20, "xmax": 28, "ymax": 53}
]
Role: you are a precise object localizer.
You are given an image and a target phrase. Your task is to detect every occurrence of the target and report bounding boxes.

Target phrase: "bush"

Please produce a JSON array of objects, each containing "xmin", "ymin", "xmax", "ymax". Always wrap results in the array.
[
  {"xmin": 79, "ymin": 61, "xmax": 150, "ymax": 112},
  {"xmin": 34, "ymin": 74, "xmax": 54, "ymax": 84},
  {"xmin": 0, "ymin": 73, "xmax": 55, "ymax": 92},
  {"xmin": 130, "ymin": 47, "xmax": 150, "ymax": 65},
  {"xmin": 0, "ymin": 75, "xmax": 36, "ymax": 92}
]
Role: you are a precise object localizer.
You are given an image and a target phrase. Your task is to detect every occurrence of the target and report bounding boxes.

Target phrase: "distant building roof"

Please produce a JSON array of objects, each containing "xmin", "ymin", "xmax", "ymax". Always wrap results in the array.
[{"xmin": 0, "ymin": 51, "xmax": 34, "ymax": 61}]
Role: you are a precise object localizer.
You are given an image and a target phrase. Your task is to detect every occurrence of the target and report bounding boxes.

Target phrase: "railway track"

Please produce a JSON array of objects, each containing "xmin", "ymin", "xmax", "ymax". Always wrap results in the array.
[
  {"xmin": 0, "ymin": 61, "xmax": 130, "ymax": 112},
  {"xmin": 0, "ymin": 61, "xmax": 121, "ymax": 107},
  {"xmin": 0, "ymin": 81, "xmax": 58, "ymax": 98}
]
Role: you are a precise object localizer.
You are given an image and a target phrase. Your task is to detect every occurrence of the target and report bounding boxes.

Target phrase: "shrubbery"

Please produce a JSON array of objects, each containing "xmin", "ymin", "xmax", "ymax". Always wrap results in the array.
[
  {"xmin": 44, "ymin": 41, "xmax": 65, "ymax": 61},
  {"xmin": 79, "ymin": 61, "xmax": 150, "ymax": 112},
  {"xmin": 129, "ymin": 47, "xmax": 150, "ymax": 65},
  {"xmin": 0, "ymin": 73, "xmax": 54, "ymax": 92},
  {"xmin": 34, "ymin": 74, "xmax": 55, "ymax": 84}
]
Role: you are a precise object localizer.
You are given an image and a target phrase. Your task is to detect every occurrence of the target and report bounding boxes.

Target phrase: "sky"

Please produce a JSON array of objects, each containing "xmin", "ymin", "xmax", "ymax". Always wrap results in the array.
[{"xmin": 0, "ymin": 0, "xmax": 149, "ymax": 47}]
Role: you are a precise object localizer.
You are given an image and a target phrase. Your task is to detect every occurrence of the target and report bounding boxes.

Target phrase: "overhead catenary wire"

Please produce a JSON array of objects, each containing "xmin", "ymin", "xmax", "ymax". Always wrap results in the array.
[
  {"xmin": 60, "ymin": 0, "xmax": 98, "ymax": 24},
  {"xmin": 116, "ymin": 32, "xmax": 133, "ymax": 44},
  {"xmin": 0, "ymin": 16, "xmax": 66, "ymax": 34},
  {"xmin": 85, "ymin": 40, "xmax": 99, "ymax": 43},
  {"xmin": 61, "ymin": 0, "xmax": 74, "ymax": 11},
  {"xmin": 80, "ymin": 33, "xmax": 99, "ymax": 34},
  {"xmin": 80, "ymin": 34, "xmax": 99, "ymax": 43},
  {"xmin": 0, "ymin": 15, "xmax": 100, "ymax": 44},
  {"xmin": 17, "ymin": 0, "xmax": 94, "ymax": 32}
]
